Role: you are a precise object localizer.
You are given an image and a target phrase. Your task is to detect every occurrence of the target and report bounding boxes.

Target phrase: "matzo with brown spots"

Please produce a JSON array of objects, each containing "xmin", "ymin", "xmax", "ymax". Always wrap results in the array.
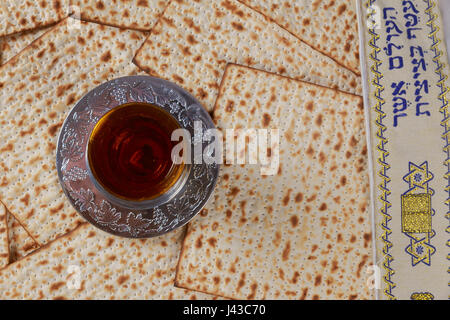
[
  {"xmin": 0, "ymin": 223, "xmax": 219, "ymax": 299},
  {"xmin": 6, "ymin": 209, "xmax": 39, "ymax": 262},
  {"xmin": 70, "ymin": 0, "xmax": 170, "ymax": 31},
  {"xmin": 0, "ymin": 18, "xmax": 147, "ymax": 246},
  {"xmin": 0, "ymin": 0, "xmax": 68, "ymax": 37},
  {"xmin": 175, "ymin": 64, "xmax": 373, "ymax": 300},
  {"xmin": 0, "ymin": 25, "xmax": 53, "ymax": 65},
  {"xmin": 133, "ymin": 0, "xmax": 362, "ymax": 112},
  {"xmin": 239, "ymin": 0, "xmax": 361, "ymax": 75}
]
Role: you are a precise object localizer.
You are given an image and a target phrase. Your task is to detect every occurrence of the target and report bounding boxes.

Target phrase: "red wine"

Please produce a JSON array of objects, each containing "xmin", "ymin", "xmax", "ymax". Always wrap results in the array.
[{"xmin": 88, "ymin": 102, "xmax": 184, "ymax": 201}]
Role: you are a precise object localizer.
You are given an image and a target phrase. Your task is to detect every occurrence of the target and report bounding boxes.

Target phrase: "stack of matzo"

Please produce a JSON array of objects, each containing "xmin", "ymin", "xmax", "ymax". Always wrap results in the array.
[
  {"xmin": 0, "ymin": 18, "xmax": 146, "ymax": 247},
  {"xmin": 0, "ymin": 223, "xmax": 217, "ymax": 299},
  {"xmin": 0, "ymin": 0, "xmax": 371, "ymax": 300},
  {"xmin": 240, "ymin": 0, "xmax": 361, "ymax": 75},
  {"xmin": 0, "ymin": 15, "xmax": 219, "ymax": 300},
  {"xmin": 0, "ymin": 17, "xmax": 45, "ymax": 252},
  {"xmin": 0, "ymin": 26, "xmax": 53, "ymax": 65},
  {"xmin": 0, "ymin": 0, "xmax": 68, "ymax": 37},
  {"xmin": 133, "ymin": 0, "xmax": 361, "ymax": 111}
]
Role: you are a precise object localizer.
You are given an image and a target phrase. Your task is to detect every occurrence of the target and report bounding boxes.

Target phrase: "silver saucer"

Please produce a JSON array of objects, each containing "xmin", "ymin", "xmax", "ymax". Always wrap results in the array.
[{"xmin": 56, "ymin": 76, "xmax": 219, "ymax": 238}]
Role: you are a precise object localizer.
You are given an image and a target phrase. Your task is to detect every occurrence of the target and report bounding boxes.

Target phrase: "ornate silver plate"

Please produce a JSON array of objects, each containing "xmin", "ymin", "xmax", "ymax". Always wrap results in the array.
[{"xmin": 56, "ymin": 76, "xmax": 219, "ymax": 238}]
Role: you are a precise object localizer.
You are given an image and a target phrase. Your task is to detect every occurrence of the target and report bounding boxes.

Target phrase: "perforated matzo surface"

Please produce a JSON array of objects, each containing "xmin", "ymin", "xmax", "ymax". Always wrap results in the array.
[
  {"xmin": 239, "ymin": 0, "xmax": 361, "ymax": 75},
  {"xmin": 70, "ymin": 0, "xmax": 170, "ymax": 30},
  {"xmin": 0, "ymin": 0, "xmax": 68, "ymax": 37},
  {"xmin": 133, "ymin": 0, "xmax": 362, "ymax": 112},
  {"xmin": 0, "ymin": 18, "xmax": 147, "ymax": 246},
  {"xmin": 7, "ymin": 210, "xmax": 39, "ymax": 262},
  {"xmin": 0, "ymin": 26, "xmax": 52, "ymax": 65},
  {"xmin": 175, "ymin": 65, "xmax": 373, "ymax": 300},
  {"xmin": 0, "ymin": 223, "xmax": 218, "ymax": 299}
]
